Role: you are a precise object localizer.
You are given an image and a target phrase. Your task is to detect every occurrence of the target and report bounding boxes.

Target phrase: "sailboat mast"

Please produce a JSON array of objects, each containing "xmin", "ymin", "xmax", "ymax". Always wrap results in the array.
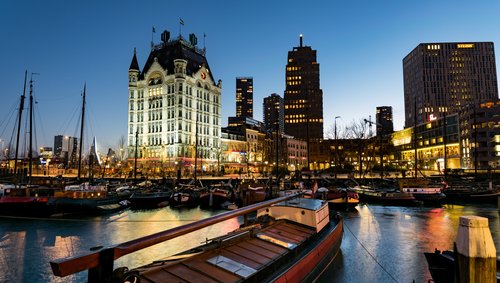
[
  {"xmin": 77, "ymin": 84, "xmax": 86, "ymax": 180},
  {"xmin": 28, "ymin": 77, "xmax": 34, "ymax": 184},
  {"xmin": 134, "ymin": 131, "xmax": 138, "ymax": 181},
  {"xmin": 14, "ymin": 70, "xmax": 27, "ymax": 178}
]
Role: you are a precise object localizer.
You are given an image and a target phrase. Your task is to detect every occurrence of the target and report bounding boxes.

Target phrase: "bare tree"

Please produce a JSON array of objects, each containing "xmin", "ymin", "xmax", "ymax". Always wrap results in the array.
[
  {"xmin": 117, "ymin": 135, "xmax": 127, "ymax": 161},
  {"xmin": 344, "ymin": 119, "xmax": 370, "ymax": 178},
  {"xmin": 325, "ymin": 123, "xmax": 347, "ymax": 140},
  {"xmin": 344, "ymin": 118, "xmax": 368, "ymax": 139}
]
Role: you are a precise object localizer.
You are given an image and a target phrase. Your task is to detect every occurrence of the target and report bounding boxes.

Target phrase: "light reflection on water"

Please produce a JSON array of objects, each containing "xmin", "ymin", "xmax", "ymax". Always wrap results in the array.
[
  {"xmin": 320, "ymin": 203, "xmax": 499, "ymax": 283},
  {"xmin": 0, "ymin": 203, "xmax": 498, "ymax": 282},
  {"xmin": 0, "ymin": 207, "xmax": 240, "ymax": 282}
]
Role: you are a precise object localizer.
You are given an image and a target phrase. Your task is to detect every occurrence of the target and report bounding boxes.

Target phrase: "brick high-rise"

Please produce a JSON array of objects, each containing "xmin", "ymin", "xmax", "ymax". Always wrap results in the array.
[{"xmin": 284, "ymin": 35, "xmax": 323, "ymax": 140}]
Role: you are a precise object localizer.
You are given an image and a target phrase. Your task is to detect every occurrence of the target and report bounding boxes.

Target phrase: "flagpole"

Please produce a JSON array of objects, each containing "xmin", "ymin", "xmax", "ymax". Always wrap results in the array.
[
  {"xmin": 179, "ymin": 18, "xmax": 184, "ymax": 38},
  {"xmin": 151, "ymin": 26, "xmax": 155, "ymax": 49}
]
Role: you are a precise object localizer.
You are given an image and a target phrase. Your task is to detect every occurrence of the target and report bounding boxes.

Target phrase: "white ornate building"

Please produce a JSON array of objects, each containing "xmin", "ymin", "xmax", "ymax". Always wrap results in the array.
[{"xmin": 127, "ymin": 34, "xmax": 222, "ymax": 176}]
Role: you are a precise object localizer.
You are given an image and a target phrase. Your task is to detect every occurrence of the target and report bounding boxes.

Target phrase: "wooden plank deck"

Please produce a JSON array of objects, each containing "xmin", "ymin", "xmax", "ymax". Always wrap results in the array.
[{"xmin": 135, "ymin": 221, "xmax": 314, "ymax": 282}]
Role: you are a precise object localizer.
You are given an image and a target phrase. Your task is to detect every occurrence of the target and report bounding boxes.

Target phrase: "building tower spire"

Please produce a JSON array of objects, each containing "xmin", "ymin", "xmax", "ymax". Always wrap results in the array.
[{"xmin": 129, "ymin": 48, "xmax": 140, "ymax": 71}]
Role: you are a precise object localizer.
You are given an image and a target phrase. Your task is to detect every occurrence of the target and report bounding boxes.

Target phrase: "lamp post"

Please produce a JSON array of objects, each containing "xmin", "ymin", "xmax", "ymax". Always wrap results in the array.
[{"xmin": 334, "ymin": 116, "xmax": 341, "ymax": 180}]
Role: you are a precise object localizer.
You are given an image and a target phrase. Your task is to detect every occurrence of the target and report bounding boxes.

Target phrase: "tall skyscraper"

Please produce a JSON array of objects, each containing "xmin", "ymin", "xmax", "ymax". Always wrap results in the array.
[
  {"xmin": 376, "ymin": 106, "xmax": 394, "ymax": 137},
  {"xmin": 236, "ymin": 77, "xmax": 253, "ymax": 119},
  {"xmin": 263, "ymin": 93, "xmax": 284, "ymax": 134},
  {"xmin": 127, "ymin": 30, "xmax": 222, "ymax": 169},
  {"xmin": 53, "ymin": 135, "xmax": 78, "ymax": 166},
  {"xmin": 403, "ymin": 42, "xmax": 498, "ymax": 128},
  {"xmin": 284, "ymin": 35, "xmax": 324, "ymax": 140}
]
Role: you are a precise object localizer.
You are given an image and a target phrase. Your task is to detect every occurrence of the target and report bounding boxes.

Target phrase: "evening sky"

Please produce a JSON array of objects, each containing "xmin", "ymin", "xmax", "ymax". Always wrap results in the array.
[{"xmin": 0, "ymin": 0, "xmax": 499, "ymax": 153}]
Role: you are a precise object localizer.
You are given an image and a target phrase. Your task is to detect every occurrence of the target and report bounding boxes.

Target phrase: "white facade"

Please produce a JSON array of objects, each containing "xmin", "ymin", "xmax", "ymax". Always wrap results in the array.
[{"xmin": 127, "ymin": 39, "xmax": 222, "ymax": 170}]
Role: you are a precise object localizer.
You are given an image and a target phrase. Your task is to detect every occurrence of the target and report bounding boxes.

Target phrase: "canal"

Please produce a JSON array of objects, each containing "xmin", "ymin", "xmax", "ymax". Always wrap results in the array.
[{"xmin": 0, "ymin": 202, "xmax": 498, "ymax": 282}]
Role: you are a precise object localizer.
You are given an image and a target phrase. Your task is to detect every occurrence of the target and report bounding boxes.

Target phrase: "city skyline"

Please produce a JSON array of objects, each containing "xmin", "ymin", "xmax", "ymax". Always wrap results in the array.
[{"xmin": 1, "ymin": 1, "xmax": 500, "ymax": 153}]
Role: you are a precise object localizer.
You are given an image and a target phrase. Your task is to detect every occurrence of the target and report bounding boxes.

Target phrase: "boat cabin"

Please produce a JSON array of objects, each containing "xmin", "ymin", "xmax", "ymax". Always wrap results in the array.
[{"xmin": 257, "ymin": 198, "xmax": 329, "ymax": 233}]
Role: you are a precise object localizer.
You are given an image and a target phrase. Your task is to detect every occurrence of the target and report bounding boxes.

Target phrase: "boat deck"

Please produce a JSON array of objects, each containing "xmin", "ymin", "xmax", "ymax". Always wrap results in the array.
[{"xmin": 133, "ymin": 221, "xmax": 315, "ymax": 282}]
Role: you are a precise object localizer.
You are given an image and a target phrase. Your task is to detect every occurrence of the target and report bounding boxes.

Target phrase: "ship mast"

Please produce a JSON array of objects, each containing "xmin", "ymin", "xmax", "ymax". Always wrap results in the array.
[
  {"xmin": 77, "ymin": 84, "xmax": 86, "ymax": 180},
  {"xmin": 13, "ymin": 71, "xmax": 27, "ymax": 182},
  {"xmin": 28, "ymin": 76, "xmax": 34, "ymax": 185}
]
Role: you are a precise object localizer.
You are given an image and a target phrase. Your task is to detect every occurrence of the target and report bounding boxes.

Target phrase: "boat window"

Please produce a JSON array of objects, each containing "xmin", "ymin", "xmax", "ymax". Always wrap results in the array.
[{"xmin": 207, "ymin": 256, "xmax": 257, "ymax": 279}]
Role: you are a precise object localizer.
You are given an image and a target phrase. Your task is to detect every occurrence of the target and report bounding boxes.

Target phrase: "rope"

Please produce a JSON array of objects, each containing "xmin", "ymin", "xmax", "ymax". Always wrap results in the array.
[{"xmin": 343, "ymin": 221, "xmax": 399, "ymax": 283}]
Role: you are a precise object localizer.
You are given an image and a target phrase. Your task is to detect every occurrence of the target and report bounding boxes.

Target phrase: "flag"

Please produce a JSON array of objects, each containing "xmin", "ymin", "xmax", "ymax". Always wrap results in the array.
[
  {"xmin": 180, "ymin": 18, "xmax": 184, "ymax": 26},
  {"xmin": 152, "ymin": 26, "xmax": 156, "ymax": 33}
]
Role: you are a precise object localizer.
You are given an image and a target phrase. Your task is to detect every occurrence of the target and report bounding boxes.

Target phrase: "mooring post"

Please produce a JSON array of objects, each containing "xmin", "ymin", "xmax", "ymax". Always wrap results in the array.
[
  {"xmin": 455, "ymin": 216, "xmax": 496, "ymax": 283},
  {"xmin": 88, "ymin": 247, "xmax": 115, "ymax": 283}
]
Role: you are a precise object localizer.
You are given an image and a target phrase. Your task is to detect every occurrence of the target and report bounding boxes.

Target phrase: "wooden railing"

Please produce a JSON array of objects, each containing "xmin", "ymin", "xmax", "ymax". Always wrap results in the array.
[{"xmin": 50, "ymin": 193, "xmax": 300, "ymax": 282}]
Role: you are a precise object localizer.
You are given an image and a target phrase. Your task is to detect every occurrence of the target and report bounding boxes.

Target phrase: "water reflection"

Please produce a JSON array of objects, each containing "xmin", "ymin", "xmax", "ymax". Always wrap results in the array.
[
  {"xmin": 0, "ymin": 203, "xmax": 498, "ymax": 282},
  {"xmin": 0, "ymin": 207, "xmax": 241, "ymax": 282},
  {"xmin": 320, "ymin": 203, "xmax": 499, "ymax": 282}
]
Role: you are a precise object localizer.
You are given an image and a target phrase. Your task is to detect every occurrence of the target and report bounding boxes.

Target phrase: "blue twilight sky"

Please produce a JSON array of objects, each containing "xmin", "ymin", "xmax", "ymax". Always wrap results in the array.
[{"xmin": 1, "ymin": 1, "xmax": 499, "ymax": 153}]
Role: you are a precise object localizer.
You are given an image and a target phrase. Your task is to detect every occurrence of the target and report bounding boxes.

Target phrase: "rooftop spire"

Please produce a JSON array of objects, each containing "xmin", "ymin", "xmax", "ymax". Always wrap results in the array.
[
  {"xmin": 300, "ymin": 34, "xmax": 303, "ymax": 47},
  {"xmin": 129, "ymin": 48, "xmax": 140, "ymax": 71}
]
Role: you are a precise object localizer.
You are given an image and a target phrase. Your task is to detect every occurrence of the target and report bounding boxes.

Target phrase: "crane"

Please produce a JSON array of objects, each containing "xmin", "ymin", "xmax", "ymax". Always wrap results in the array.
[
  {"xmin": 363, "ymin": 115, "xmax": 380, "ymax": 137},
  {"xmin": 363, "ymin": 116, "xmax": 385, "ymax": 177}
]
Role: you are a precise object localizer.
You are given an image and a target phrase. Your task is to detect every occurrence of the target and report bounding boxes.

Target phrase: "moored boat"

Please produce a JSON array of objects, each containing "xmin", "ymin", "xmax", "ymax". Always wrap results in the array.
[
  {"xmin": 236, "ymin": 180, "xmax": 268, "ymax": 207},
  {"xmin": 129, "ymin": 190, "xmax": 171, "ymax": 209},
  {"xmin": 443, "ymin": 182, "xmax": 500, "ymax": 204},
  {"xmin": 48, "ymin": 183, "xmax": 126, "ymax": 215},
  {"xmin": 199, "ymin": 181, "xmax": 235, "ymax": 209},
  {"xmin": 50, "ymin": 194, "xmax": 343, "ymax": 283},
  {"xmin": 323, "ymin": 187, "xmax": 360, "ymax": 210},
  {"xmin": 0, "ymin": 184, "xmax": 58, "ymax": 217},
  {"xmin": 353, "ymin": 185, "xmax": 421, "ymax": 206},
  {"xmin": 169, "ymin": 181, "xmax": 201, "ymax": 208},
  {"xmin": 399, "ymin": 178, "xmax": 446, "ymax": 204}
]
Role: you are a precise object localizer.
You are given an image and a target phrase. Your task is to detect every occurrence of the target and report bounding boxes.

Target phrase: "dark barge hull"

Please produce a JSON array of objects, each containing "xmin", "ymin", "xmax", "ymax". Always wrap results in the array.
[
  {"xmin": 0, "ymin": 196, "xmax": 54, "ymax": 217},
  {"xmin": 48, "ymin": 196, "xmax": 124, "ymax": 215},
  {"xmin": 358, "ymin": 194, "xmax": 420, "ymax": 206},
  {"xmin": 129, "ymin": 192, "xmax": 171, "ymax": 209},
  {"xmin": 199, "ymin": 192, "xmax": 232, "ymax": 209}
]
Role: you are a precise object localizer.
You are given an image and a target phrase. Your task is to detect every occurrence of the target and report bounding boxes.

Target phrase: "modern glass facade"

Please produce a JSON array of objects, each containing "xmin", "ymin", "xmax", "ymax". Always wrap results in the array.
[{"xmin": 403, "ymin": 42, "xmax": 498, "ymax": 128}]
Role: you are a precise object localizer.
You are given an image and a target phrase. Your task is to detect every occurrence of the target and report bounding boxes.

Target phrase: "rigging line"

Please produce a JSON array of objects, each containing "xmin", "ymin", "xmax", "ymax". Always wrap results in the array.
[
  {"xmin": 343, "ymin": 221, "xmax": 399, "ymax": 283},
  {"xmin": 7, "ymin": 114, "xmax": 19, "ymax": 158},
  {"xmin": 33, "ymin": 100, "xmax": 49, "ymax": 149},
  {"xmin": 58, "ymin": 100, "xmax": 81, "ymax": 138},
  {"xmin": 0, "ymin": 100, "xmax": 19, "ymax": 134},
  {"xmin": 85, "ymin": 104, "xmax": 96, "ymax": 144},
  {"xmin": 0, "ymin": 103, "xmax": 18, "ymax": 140},
  {"xmin": 73, "ymin": 106, "xmax": 82, "ymax": 142}
]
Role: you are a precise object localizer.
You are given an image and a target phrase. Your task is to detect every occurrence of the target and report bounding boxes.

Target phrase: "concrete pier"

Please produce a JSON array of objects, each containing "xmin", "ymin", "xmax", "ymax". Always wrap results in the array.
[{"xmin": 455, "ymin": 216, "xmax": 497, "ymax": 283}]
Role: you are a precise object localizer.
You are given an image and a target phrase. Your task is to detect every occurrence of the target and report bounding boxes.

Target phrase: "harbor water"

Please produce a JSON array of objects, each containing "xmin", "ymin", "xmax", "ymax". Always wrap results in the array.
[{"xmin": 0, "ymin": 203, "xmax": 498, "ymax": 282}]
